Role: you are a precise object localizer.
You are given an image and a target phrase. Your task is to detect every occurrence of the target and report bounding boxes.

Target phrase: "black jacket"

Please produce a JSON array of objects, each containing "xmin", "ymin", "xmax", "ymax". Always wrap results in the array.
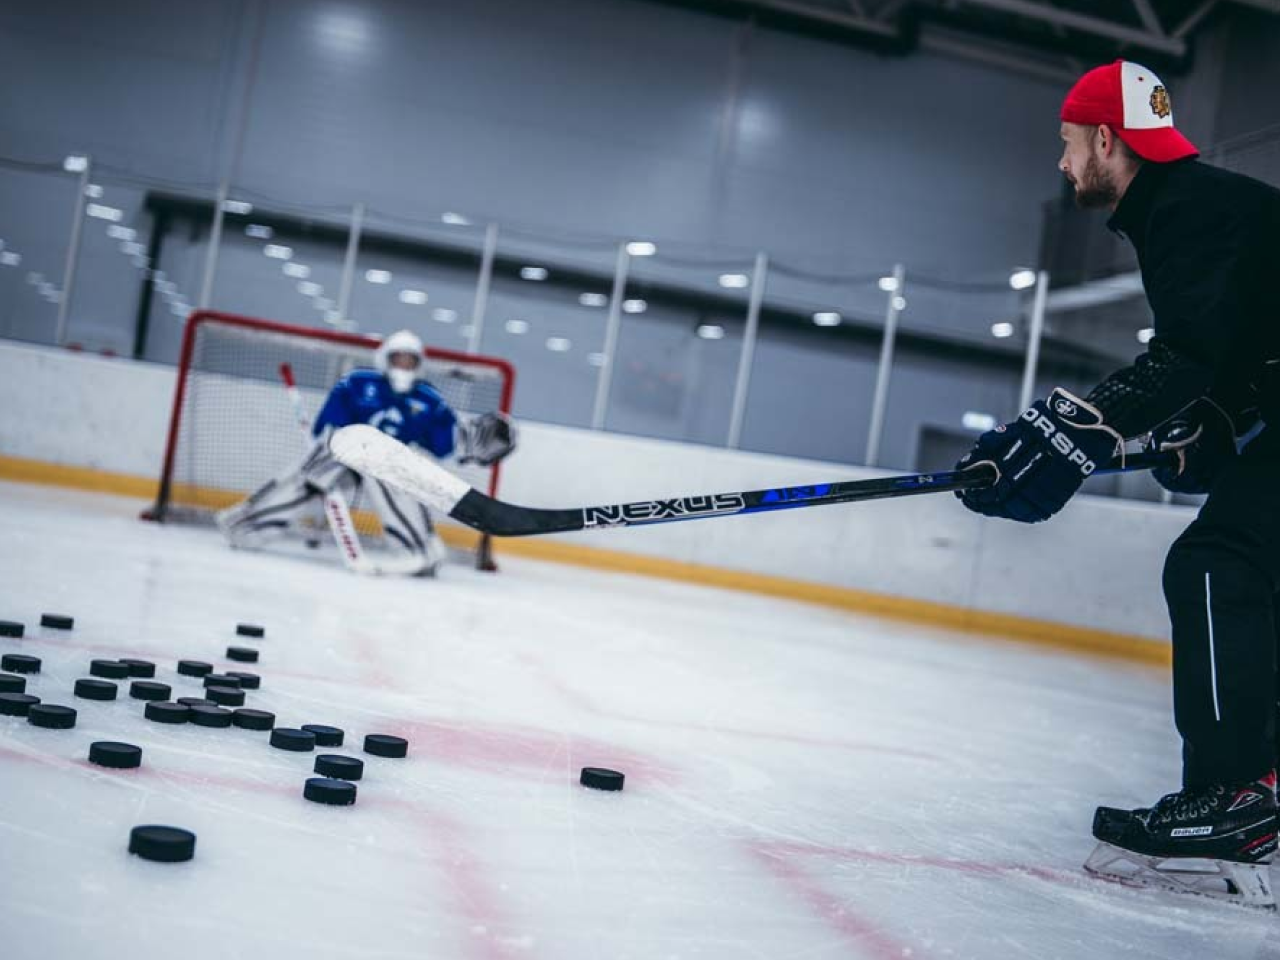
[{"xmin": 1085, "ymin": 158, "xmax": 1280, "ymax": 438}]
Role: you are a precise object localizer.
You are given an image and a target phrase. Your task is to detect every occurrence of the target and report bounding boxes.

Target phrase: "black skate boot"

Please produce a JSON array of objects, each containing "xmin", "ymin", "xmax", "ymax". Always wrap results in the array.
[{"xmin": 1084, "ymin": 771, "xmax": 1277, "ymax": 909}]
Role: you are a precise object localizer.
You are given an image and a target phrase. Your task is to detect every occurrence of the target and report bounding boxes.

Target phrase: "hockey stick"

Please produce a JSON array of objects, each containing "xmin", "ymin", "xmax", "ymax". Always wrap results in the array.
[{"xmin": 330, "ymin": 423, "xmax": 1171, "ymax": 538}]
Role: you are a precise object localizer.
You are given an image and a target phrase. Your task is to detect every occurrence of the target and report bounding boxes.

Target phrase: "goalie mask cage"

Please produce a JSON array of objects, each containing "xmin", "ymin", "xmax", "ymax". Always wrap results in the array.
[{"xmin": 144, "ymin": 310, "xmax": 515, "ymax": 571}]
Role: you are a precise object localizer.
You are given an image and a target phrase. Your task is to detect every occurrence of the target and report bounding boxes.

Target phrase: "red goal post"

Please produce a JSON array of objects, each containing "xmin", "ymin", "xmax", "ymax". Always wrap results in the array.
[{"xmin": 144, "ymin": 310, "xmax": 515, "ymax": 570}]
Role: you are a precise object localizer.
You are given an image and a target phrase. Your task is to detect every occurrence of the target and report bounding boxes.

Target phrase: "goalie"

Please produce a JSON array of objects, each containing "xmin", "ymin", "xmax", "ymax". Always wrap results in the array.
[{"xmin": 216, "ymin": 329, "xmax": 515, "ymax": 576}]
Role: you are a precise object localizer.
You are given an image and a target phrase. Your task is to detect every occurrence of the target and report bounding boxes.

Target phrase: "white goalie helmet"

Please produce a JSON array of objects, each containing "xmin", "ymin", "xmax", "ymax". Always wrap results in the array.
[{"xmin": 375, "ymin": 329, "xmax": 424, "ymax": 394}]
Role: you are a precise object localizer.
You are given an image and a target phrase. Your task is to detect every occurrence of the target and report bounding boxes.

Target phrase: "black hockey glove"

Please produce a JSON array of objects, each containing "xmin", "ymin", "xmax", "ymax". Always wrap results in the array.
[
  {"xmin": 458, "ymin": 412, "xmax": 517, "ymax": 466},
  {"xmin": 955, "ymin": 388, "xmax": 1122, "ymax": 524},
  {"xmin": 1145, "ymin": 397, "xmax": 1236, "ymax": 495}
]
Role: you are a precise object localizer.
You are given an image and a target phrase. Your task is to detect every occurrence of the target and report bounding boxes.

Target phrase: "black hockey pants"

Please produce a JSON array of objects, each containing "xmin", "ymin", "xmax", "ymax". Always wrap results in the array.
[{"xmin": 1163, "ymin": 427, "xmax": 1280, "ymax": 788}]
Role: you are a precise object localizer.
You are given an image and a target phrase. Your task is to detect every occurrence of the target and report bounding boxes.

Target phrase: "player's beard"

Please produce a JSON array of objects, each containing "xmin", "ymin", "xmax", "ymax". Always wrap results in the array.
[{"xmin": 1070, "ymin": 153, "xmax": 1119, "ymax": 209}]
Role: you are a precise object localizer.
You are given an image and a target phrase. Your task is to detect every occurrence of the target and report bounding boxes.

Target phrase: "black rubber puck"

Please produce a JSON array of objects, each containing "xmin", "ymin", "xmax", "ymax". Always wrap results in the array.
[
  {"xmin": 144, "ymin": 702, "xmax": 190, "ymax": 725},
  {"xmin": 580, "ymin": 767, "xmax": 625, "ymax": 791},
  {"xmin": 176, "ymin": 660, "xmax": 213, "ymax": 677},
  {"xmin": 226, "ymin": 646, "xmax": 259, "ymax": 663},
  {"xmin": 74, "ymin": 678, "xmax": 118, "ymax": 701},
  {"xmin": 119, "ymin": 659, "xmax": 156, "ymax": 678},
  {"xmin": 177, "ymin": 697, "xmax": 215, "ymax": 708},
  {"xmin": 40, "ymin": 613, "xmax": 74, "ymax": 630},
  {"xmin": 303, "ymin": 777, "xmax": 356, "ymax": 805},
  {"xmin": 203, "ymin": 674, "xmax": 242, "ymax": 689},
  {"xmin": 232, "ymin": 708, "xmax": 275, "ymax": 731},
  {"xmin": 270, "ymin": 728, "xmax": 316, "ymax": 752},
  {"xmin": 188, "ymin": 705, "xmax": 233, "ymax": 728},
  {"xmin": 0, "ymin": 673, "xmax": 26, "ymax": 694},
  {"xmin": 363, "ymin": 734, "xmax": 408, "ymax": 758},
  {"xmin": 301, "ymin": 724, "xmax": 344, "ymax": 747},
  {"xmin": 236, "ymin": 623, "xmax": 265, "ymax": 638},
  {"xmin": 0, "ymin": 620, "xmax": 24, "ymax": 638},
  {"xmin": 89, "ymin": 660, "xmax": 130, "ymax": 680},
  {"xmin": 314, "ymin": 754, "xmax": 363, "ymax": 781},
  {"xmin": 206, "ymin": 686, "xmax": 245, "ymax": 707},
  {"xmin": 226, "ymin": 671, "xmax": 260, "ymax": 689},
  {"xmin": 0, "ymin": 693, "xmax": 39, "ymax": 716},
  {"xmin": 29, "ymin": 704, "xmax": 76, "ymax": 729},
  {"xmin": 129, "ymin": 681, "xmax": 172, "ymax": 702},
  {"xmin": 89, "ymin": 741, "xmax": 142, "ymax": 769},
  {"xmin": 1, "ymin": 654, "xmax": 40, "ymax": 674},
  {"xmin": 129, "ymin": 825, "xmax": 195, "ymax": 863}
]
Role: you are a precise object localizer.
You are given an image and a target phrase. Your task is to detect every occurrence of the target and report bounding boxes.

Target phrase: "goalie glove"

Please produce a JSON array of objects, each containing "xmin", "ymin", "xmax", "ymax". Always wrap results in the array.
[
  {"xmin": 1145, "ymin": 397, "xmax": 1237, "ymax": 495},
  {"xmin": 458, "ymin": 412, "xmax": 516, "ymax": 467},
  {"xmin": 955, "ymin": 388, "xmax": 1122, "ymax": 524}
]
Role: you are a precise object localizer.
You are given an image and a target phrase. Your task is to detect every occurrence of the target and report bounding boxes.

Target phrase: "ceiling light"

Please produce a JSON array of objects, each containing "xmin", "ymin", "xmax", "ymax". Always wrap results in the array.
[
  {"xmin": 86, "ymin": 204, "xmax": 123, "ymax": 222},
  {"xmin": 298, "ymin": 281, "xmax": 322, "ymax": 296},
  {"xmin": 625, "ymin": 241, "xmax": 656, "ymax": 257},
  {"xmin": 546, "ymin": 337, "xmax": 571, "ymax": 352},
  {"xmin": 962, "ymin": 411, "xmax": 997, "ymax": 432},
  {"xmin": 84, "ymin": 184, "xmax": 103, "ymax": 199},
  {"xmin": 221, "ymin": 199, "xmax": 253, "ymax": 215},
  {"xmin": 1137, "ymin": 327, "xmax": 1155, "ymax": 344},
  {"xmin": 432, "ymin": 308, "xmax": 458, "ymax": 323},
  {"xmin": 892, "ymin": 295, "xmax": 907, "ymax": 311},
  {"xmin": 622, "ymin": 299, "xmax": 647, "ymax": 314},
  {"xmin": 579, "ymin": 293, "xmax": 607, "ymax": 308},
  {"xmin": 696, "ymin": 324, "xmax": 725, "ymax": 340},
  {"xmin": 1009, "ymin": 269, "xmax": 1038, "ymax": 291},
  {"xmin": 441, "ymin": 212, "xmax": 471, "ymax": 226},
  {"xmin": 106, "ymin": 225, "xmax": 136, "ymax": 241},
  {"xmin": 63, "ymin": 155, "xmax": 89, "ymax": 173},
  {"xmin": 718, "ymin": 273, "xmax": 750, "ymax": 289},
  {"xmin": 399, "ymin": 289, "xmax": 428, "ymax": 305},
  {"xmin": 364, "ymin": 269, "xmax": 391, "ymax": 284},
  {"xmin": 282, "ymin": 262, "xmax": 311, "ymax": 279},
  {"xmin": 245, "ymin": 224, "xmax": 273, "ymax": 240},
  {"xmin": 813, "ymin": 312, "xmax": 841, "ymax": 327},
  {"xmin": 505, "ymin": 319, "xmax": 530, "ymax": 334},
  {"xmin": 877, "ymin": 276, "xmax": 899, "ymax": 293},
  {"xmin": 520, "ymin": 266, "xmax": 548, "ymax": 281},
  {"xmin": 264, "ymin": 244, "xmax": 293, "ymax": 260},
  {"xmin": 991, "ymin": 322, "xmax": 1015, "ymax": 338},
  {"xmin": 120, "ymin": 241, "xmax": 145, "ymax": 256},
  {"xmin": 0, "ymin": 252, "xmax": 21, "ymax": 266},
  {"xmin": 587, "ymin": 352, "xmax": 607, "ymax": 366}
]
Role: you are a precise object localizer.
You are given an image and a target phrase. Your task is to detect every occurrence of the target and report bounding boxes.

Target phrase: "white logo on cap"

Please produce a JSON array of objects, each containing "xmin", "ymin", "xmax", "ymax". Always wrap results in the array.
[{"xmin": 1121, "ymin": 61, "xmax": 1173, "ymax": 130}]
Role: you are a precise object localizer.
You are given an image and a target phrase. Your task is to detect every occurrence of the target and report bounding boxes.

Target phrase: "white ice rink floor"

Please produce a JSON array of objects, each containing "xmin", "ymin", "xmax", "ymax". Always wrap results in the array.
[{"xmin": 2, "ymin": 479, "xmax": 1279, "ymax": 960}]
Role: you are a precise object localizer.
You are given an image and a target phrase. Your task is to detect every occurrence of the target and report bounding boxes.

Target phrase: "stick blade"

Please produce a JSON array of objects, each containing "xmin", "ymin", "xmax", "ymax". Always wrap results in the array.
[{"xmin": 329, "ymin": 424, "xmax": 472, "ymax": 514}]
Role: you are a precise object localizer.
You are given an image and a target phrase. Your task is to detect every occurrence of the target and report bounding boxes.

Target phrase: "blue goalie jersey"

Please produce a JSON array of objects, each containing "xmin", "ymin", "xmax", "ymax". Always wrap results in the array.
[{"xmin": 313, "ymin": 369, "xmax": 457, "ymax": 459}]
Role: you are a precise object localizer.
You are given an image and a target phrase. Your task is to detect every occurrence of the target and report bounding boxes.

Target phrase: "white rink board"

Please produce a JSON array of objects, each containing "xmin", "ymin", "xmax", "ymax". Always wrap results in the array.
[{"xmin": 1, "ymin": 481, "xmax": 1276, "ymax": 960}]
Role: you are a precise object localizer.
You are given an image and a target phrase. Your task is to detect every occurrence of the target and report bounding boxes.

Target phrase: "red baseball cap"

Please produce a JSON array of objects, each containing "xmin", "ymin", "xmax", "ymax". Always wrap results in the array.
[{"xmin": 1061, "ymin": 60, "xmax": 1198, "ymax": 163}]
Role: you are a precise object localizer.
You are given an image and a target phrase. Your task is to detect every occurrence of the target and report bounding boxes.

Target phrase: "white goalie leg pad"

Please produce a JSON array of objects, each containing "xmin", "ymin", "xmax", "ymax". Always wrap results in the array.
[
  {"xmin": 216, "ymin": 444, "xmax": 352, "ymax": 548},
  {"xmin": 1084, "ymin": 841, "xmax": 1276, "ymax": 909},
  {"xmin": 363, "ymin": 477, "xmax": 447, "ymax": 577}
]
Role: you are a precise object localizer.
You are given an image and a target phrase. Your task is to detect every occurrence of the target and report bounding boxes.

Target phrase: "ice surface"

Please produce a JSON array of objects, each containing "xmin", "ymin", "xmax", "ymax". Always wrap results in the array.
[{"xmin": 1, "ymin": 479, "xmax": 1279, "ymax": 960}]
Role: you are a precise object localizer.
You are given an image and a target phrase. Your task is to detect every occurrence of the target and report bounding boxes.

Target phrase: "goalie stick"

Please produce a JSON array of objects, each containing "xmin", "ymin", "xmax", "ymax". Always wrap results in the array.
[{"xmin": 330, "ymin": 423, "xmax": 1171, "ymax": 538}]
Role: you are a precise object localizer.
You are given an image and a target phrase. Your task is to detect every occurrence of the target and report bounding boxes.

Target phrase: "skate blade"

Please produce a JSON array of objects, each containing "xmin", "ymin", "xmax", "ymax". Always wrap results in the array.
[{"xmin": 1084, "ymin": 841, "xmax": 1276, "ymax": 910}]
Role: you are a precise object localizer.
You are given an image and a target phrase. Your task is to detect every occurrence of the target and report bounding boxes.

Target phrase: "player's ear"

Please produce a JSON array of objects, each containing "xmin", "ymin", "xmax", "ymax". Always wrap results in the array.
[{"xmin": 1096, "ymin": 124, "xmax": 1114, "ymax": 157}]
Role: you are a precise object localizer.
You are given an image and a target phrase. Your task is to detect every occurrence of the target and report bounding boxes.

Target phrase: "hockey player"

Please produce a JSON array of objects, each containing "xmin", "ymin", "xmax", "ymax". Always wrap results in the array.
[
  {"xmin": 217, "ymin": 329, "xmax": 515, "ymax": 576},
  {"xmin": 955, "ymin": 60, "xmax": 1280, "ymax": 907}
]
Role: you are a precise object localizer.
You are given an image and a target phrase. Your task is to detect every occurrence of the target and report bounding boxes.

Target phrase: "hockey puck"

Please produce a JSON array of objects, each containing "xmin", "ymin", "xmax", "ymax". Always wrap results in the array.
[
  {"xmin": 314, "ymin": 754, "xmax": 363, "ymax": 781},
  {"xmin": 270, "ymin": 728, "xmax": 316, "ymax": 752},
  {"xmin": 0, "ymin": 673, "xmax": 26, "ymax": 695},
  {"xmin": 177, "ymin": 660, "xmax": 213, "ymax": 677},
  {"xmin": 1, "ymin": 654, "xmax": 40, "ymax": 674},
  {"xmin": 177, "ymin": 697, "xmax": 215, "ymax": 708},
  {"xmin": 28, "ymin": 704, "xmax": 76, "ymax": 730},
  {"xmin": 363, "ymin": 734, "xmax": 408, "ymax": 759},
  {"xmin": 128, "ymin": 825, "xmax": 195, "ymax": 863},
  {"xmin": 236, "ymin": 623, "xmax": 265, "ymax": 638},
  {"xmin": 226, "ymin": 647, "xmax": 259, "ymax": 663},
  {"xmin": 74, "ymin": 678, "xmax": 118, "ymax": 701},
  {"xmin": 0, "ymin": 693, "xmax": 39, "ymax": 716},
  {"xmin": 144, "ymin": 702, "xmax": 190, "ymax": 725},
  {"xmin": 301, "ymin": 724, "xmax": 344, "ymax": 747},
  {"xmin": 0, "ymin": 621, "xmax": 23, "ymax": 638},
  {"xmin": 303, "ymin": 777, "xmax": 356, "ymax": 806},
  {"xmin": 119, "ymin": 659, "xmax": 156, "ymax": 678},
  {"xmin": 40, "ymin": 613, "xmax": 74, "ymax": 630},
  {"xmin": 206, "ymin": 686, "xmax": 245, "ymax": 707},
  {"xmin": 203, "ymin": 674, "xmax": 242, "ymax": 689},
  {"xmin": 188, "ymin": 705, "xmax": 233, "ymax": 728},
  {"xmin": 232, "ymin": 708, "xmax": 275, "ymax": 731},
  {"xmin": 580, "ymin": 767, "xmax": 625, "ymax": 791},
  {"xmin": 89, "ymin": 659, "xmax": 130, "ymax": 680},
  {"xmin": 89, "ymin": 742, "xmax": 142, "ymax": 769},
  {"xmin": 226, "ymin": 671, "xmax": 260, "ymax": 689},
  {"xmin": 129, "ymin": 681, "xmax": 172, "ymax": 702}
]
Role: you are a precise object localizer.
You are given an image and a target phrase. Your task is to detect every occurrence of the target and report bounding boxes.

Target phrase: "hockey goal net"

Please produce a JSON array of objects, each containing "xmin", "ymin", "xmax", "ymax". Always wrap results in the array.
[{"xmin": 145, "ymin": 311, "xmax": 515, "ymax": 570}]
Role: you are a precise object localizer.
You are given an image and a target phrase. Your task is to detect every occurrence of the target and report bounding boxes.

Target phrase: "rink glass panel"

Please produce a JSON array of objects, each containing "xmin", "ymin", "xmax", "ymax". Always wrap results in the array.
[{"xmin": 150, "ymin": 311, "xmax": 514, "ymax": 565}]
